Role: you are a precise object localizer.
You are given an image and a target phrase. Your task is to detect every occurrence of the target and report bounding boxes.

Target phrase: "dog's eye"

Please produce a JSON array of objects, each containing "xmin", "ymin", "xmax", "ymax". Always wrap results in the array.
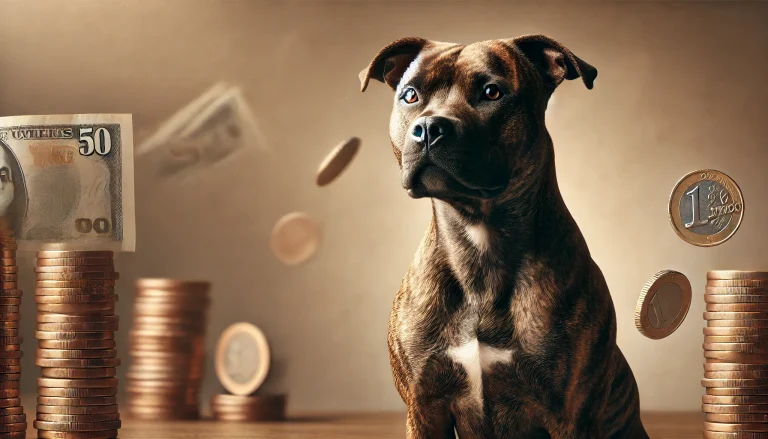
[
  {"xmin": 402, "ymin": 88, "xmax": 419, "ymax": 104},
  {"xmin": 483, "ymin": 84, "xmax": 502, "ymax": 101}
]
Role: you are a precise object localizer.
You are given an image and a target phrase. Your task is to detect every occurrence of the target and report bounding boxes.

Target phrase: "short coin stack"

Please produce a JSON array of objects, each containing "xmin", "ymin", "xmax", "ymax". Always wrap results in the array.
[
  {"xmin": 703, "ymin": 270, "xmax": 768, "ymax": 438},
  {"xmin": 34, "ymin": 250, "xmax": 121, "ymax": 439},
  {"xmin": 126, "ymin": 279, "xmax": 210, "ymax": 420},
  {"xmin": 210, "ymin": 394, "xmax": 287, "ymax": 422},
  {"xmin": 0, "ymin": 221, "xmax": 26, "ymax": 438}
]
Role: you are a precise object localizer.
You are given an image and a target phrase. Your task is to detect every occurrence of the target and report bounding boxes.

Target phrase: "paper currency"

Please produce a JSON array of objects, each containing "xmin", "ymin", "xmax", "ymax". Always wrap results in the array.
[
  {"xmin": 0, "ymin": 114, "xmax": 135, "ymax": 252},
  {"xmin": 138, "ymin": 83, "xmax": 268, "ymax": 179}
]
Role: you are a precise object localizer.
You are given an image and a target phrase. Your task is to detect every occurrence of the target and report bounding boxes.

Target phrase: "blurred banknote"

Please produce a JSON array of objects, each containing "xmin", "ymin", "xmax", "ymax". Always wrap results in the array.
[
  {"xmin": 0, "ymin": 114, "xmax": 135, "ymax": 252},
  {"xmin": 138, "ymin": 83, "xmax": 268, "ymax": 178}
]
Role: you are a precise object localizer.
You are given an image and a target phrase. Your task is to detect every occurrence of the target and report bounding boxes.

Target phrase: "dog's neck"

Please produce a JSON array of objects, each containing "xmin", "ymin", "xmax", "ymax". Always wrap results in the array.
[{"xmin": 429, "ymin": 143, "xmax": 587, "ymax": 295}]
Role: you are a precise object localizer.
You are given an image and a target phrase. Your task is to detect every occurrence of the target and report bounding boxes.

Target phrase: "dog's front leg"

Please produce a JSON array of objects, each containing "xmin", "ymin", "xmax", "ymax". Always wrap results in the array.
[{"xmin": 406, "ymin": 404, "xmax": 455, "ymax": 439}]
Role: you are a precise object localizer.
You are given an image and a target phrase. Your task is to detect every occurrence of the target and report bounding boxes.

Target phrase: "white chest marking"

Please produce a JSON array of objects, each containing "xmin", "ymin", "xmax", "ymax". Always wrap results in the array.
[
  {"xmin": 464, "ymin": 224, "xmax": 490, "ymax": 252},
  {"xmin": 446, "ymin": 339, "xmax": 514, "ymax": 408}
]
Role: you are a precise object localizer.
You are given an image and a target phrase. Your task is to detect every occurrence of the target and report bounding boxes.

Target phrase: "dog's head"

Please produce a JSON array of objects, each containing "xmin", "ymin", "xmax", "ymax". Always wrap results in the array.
[{"xmin": 360, "ymin": 35, "xmax": 597, "ymax": 203}]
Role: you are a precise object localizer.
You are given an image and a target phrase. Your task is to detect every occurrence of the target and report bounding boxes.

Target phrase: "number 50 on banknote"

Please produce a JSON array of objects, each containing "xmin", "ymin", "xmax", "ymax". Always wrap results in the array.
[{"xmin": 0, "ymin": 114, "xmax": 135, "ymax": 252}]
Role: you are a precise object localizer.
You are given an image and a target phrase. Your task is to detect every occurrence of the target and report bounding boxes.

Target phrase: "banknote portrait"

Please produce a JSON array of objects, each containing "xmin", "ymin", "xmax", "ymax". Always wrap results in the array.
[{"xmin": 0, "ymin": 139, "xmax": 28, "ymax": 235}]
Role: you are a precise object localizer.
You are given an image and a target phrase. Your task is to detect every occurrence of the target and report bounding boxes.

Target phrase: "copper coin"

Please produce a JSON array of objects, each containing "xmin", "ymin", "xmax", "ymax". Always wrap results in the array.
[
  {"xmin": 705, "ymin": 294, "xmax": 768, "ymax": 304},
  {"xmin": 704, "ymin": 362, "xmax": 768, "ymax": 373},
  {"xmin": 135, "ymin": 288, "xmax": 209, "ymax": 298},
  {"xmin": 0, "ymin": 337, "xmax": 21, "ymax": 345},
  {"xmin": 40, "ymin": 368, "xmax": 116, "ymax": 379},
  {"xmin": 38, "ymin": 377, "xmax": 118, "ymax": 388},
  {"xmin": 36, "ymin": 304, "xmax": 115, "ymax": 314},
  {"xmin": 0, "ymin": 275, "xmax": 17, "ymax": 282},
  {"xmin": 710, "ymin": 279, "xmax": 768, "ymax": 288},
  {"xmin": 37, "ymin": 412, "xmax": 119, "ymax": 423},
  {"xmin": 35, "ymin": 266, "xmax": 116, "ymax": 274},
  {"xmin": 37, "ymin": 404, "xmax": 118, "ymax": 415},
  {"xmin": 702, "ymin": 377, "xmax": 768, "ymax": 387},
  {"xmin": 704, "ymin": 421, "xmax": 768, "ymax": 432},
  {"xmin": 703, "ymin": 404, "xmax": 768, "ymax": 416},
  {"xmin": 0, "ymin": 389, "xmax": 20, "ymax": 398},
  {"xmin": 705, "ymin": 312, "xmax": 768, "ymax": 320},
  {"xmin": 36, "ymin": 288, "xmax": 115, "ymax": 296},
  {"xmin": 0, "ymin": 406, "xmax": 22, "ymax": 415},
  {"xmin": 37, "ymin": 396, "xmax": 116, "ymax": 406},
  {"xmin": 135, "ymin": 278, "xmax": 209, "ymax": 290},
  {"xmin": 37, "ymin": 322, "xmax": 119, "ymax": 332},
  {"xmin": 0, "ymin": 259, "xmax": 14, "ymax": 266},
  {"xmin": 0, "ymin": 366, "xmax": 20, "ymax": 374},
  {"xmin": 38, "ymin": 340, "xmax": 116, "ymax": 350},
  {"xmin": 705, "ymin": 335, "xmax": 768, "ymax": 343},
  {"xmin": 316, "ymin": 137, "xmax": 361, "ymax": 186},
  {"xmin": 0, "ymin": 322, "xmax": 19, "ymax": 330},
  {"xmin": 0, "ymin": 398, "xmax": 19, "ymax": 408},
  {"xmin": 707, "ymin": 387, "xmax": 768, "ymax": 396},
  {"xmin": 132, "ymin": 303, "xmax": 207, "ymax": 314},
  {"xmin": 0, "ymin": 289, "xmax": 21, "ymax": 297},
  {"xmin": 0, "ymin": 314, "xmax": 20, "ymax": 322},
  {"xmin": 37, "ymin": 314, "xmax": 117, "ymax": 324},
  {"xmin": 0, "ymin": 282, "xmax": 17, "ymax": 290},
  {"xmin": 0, "ymin": 267, "xmax": 16, "ymax": 274},
  {"xmin": 0, "ymin": 374, "xmax": 20, "ymax": 381},
  {"xmin": 125, "ymin": 371, "xmax": 204, "ymax": 381},
  {"xmin": 38, "ymin": 387, "xmax": 118, "ymax": 398},
  {"xmin": 0, "ymin": 422, "xmax": 25, "ymax": 432},
  {"xmin": 0, "ymin": 381, "xmax": 19, "ymax": 389},
  {"xmin": 0, "ymin": 359, "xmax": 21, "ymax": 367},
  {"xmin": 36, "ymin": 272, "xmax": 119, "ymax": 281},
  {"xmin": 0, "ymin": 298, "xmax": 20, "ymax": 306},
  {"xmin": 704, "ymin": 343, "xmax": 768, "ymax": 354},
  {"xmin": 37, "ymin": 430, "xmax": 119, "ymax": 439},
  {"xmin": 709, "ymin": 271, "xmax": 768, "ymax": 281},
  {"xmin": 705, "ymin": 327, "xmax": 768, "ymax": 336},
  {"xmin": 0, "ymin": 351, "xmax": 22, "ymax": 359},
  {"xmin": 37, "ymin": 349, "xmax": 117, "ymax": 359},
  {"xmin": 0, "ymin": 413, "xmax": 24, "ymax": 423},
  {"xmin": 706, "ymin": 351, "xmax": 768, "ymax": 363},
  {"xmin": 34, "ymin": 420, "xmax": 121, "ymax": 432},
  {"xmin": 129, "ymin": 329, "xmax": 202, "ymax": 338},
  {"xmin": 35, "ymin": 295, "xmax": 117, "ymax": 305},
  {"xmin": 36, "ymin": 281, "xmax": 115, "ymax": 289},
  {"xmin": 0, "ymin": 329, "xmax": 18, "ymax": 336},
  {"xmin": 35, "ymin": 358, "xmax": 120, "ymax": 368},
  {"xmin": 707, "ymin": 303, "xmax": 768, "ymax": 312},
  {"xmin": 35, "ymin": 331, "xmax": 114, "ymax": 340},
  {"xmin": 36, "ymin": 258, "xmax": 114, "ymax": 266},
  {"xmin": 0, "ymin": 306, "xmax": 19, "ymax": 314},
  {"xmin": 37, "ymin": 251, "xmax": 114, "ymax": 259},
  {"xmin": 706, "ymin": 413, "xmax": 768, "ymax": 423},
  {"xmin": 133, "ymin": 298, "xmax": 209, "ymax": 308},
  {"xmin": 706, "ymin": 287, "xmax": 768, "ymax": 296}
]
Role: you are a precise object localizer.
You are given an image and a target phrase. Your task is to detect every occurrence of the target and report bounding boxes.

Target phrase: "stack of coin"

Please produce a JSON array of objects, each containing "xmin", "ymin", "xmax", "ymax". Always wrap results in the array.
[
  {"xmin": 33, "ymin": 250, "xmax": 121, "ymax": 438},
  {"xmin": 126, "ymin": 279, "xmax": 210, "ymax": 420},
  {"xmin": 210, "ymin": 394, "xmax": 286, "ymax": 421},
  {"xmin": 703, "ymin": 270, "xmax": 768, "ymax": 437},
  {"xmin": 0, "ymin": 219, "xmax": 26, "ymax": 438}
]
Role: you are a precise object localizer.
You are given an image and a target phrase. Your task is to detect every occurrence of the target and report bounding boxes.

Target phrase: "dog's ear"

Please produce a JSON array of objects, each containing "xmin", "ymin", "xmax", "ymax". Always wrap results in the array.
[
  {"xmin": 359, "ymin": 37, "xmax": 429, "ymax": 92},
  {"xmin": 511, "ymin": 35, "xmax": 597, "ymax": 90}
]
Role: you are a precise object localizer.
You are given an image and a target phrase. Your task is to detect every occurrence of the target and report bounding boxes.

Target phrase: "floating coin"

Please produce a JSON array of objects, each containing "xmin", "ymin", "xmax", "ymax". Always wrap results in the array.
[
  {"xmin": 669, "ymin": 169, "xmax": 744, "ymax": 247},
  {"xmin": 635, "ymin": 270, "xmax": 691, "ymax": 339},
  {"xmin": 215, "ymin": 322, "xmax": 270, "ymax": 396},
  {"xmin": 316, "ymin": 136, "xmax": 361, "ymax": 186},
  {"xmin": 270, "ymin": 212, "xmax": 321, "ymax": 266}
]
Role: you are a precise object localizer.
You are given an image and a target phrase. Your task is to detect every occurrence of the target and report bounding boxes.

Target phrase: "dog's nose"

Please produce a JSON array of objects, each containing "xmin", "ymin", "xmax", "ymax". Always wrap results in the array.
[{"xmin": 410, "ymin": 116, "xmax": 453, "ymax": 148}]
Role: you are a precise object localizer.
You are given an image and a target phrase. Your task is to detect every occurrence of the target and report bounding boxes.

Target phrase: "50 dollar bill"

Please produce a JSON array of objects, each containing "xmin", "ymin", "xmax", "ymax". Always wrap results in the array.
[{"xmin": 0, "ymin": 114, "xmax": 135, "ymax": 252}]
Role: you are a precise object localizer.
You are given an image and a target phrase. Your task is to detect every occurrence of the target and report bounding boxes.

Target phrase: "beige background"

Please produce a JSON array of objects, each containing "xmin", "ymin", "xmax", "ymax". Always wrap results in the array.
[{"xmin": 0, "ymin": 0, "xmax": 766, "ymax": 414}]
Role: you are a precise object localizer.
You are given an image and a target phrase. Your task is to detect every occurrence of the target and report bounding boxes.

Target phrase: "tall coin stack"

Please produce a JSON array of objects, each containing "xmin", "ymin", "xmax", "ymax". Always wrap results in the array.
[
  {"xmin": 34, "ymin": 250, "xmax": 121, "ymax": 439},
  {"xmin": 0, "ymin": 219, "xmax": 26, "ymax": 438},
  {"xmin": 703, "ymin": 270, "xmax": 768, "ymax": 438},
  {"xmin": 126, "ymin": 279, "xmax": 210, "ymax": 420}
]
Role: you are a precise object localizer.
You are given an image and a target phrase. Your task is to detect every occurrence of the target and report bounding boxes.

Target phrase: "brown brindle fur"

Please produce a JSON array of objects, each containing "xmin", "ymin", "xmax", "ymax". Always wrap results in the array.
[{"xmin": 360, "ymin": 35, "xmax": 648, "ymax": 439}]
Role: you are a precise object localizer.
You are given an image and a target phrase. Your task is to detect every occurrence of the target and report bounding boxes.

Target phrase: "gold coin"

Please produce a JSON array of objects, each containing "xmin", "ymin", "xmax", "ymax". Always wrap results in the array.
[
  {"xmin": 270, "ymin": 212, "xmax": 321, "ymax": 266},
  {"xmin": 35, "ymin": 331, "xmax": 114, "ymax": 340},
  {"xmin": 37, "ymin": 396, "xmax": 117, "ymax": 406},
  {"xmin": 707, "ymin": 303, "xmax": 768, "ymax": 312},
  {"xmin": 635, "ymin": 270, "xmax": 691, "ymax": 339},
  {"xmin": 710, "ymin": 271, "xmax": 768, "ymax": 280},
  {"xmin": 37, "ymin": 349, "xmax": 117, "ymax": 359},
  {"xmin": 33, "ymin": 420, "xmax": 121, "ymax": 432},
  {"xmin": 37, "ymin": 404, "xmax": 118, "ymax": 415},
  {"xmin": 38, "ymin": 340, "xmax": 116, "ymax": 350},
  {"xmin": 215, "ymin": 322, "xmax": 270, "ymax": 396},
  {"xmin": 36, "ymin": 272, "xmax": 119, "ymax": 281},
  {"xmin": 35, "ymin": 358, "xmax": 120, "ymax": 368},
  {"xmin": 36, "ymin": 258, "xmax": 114, "ymax": 266},
  {"xmin": 37, "ymin": 430, "xmax": 119, "ymax": 439},
  {"xmin": 40, "ymin": 368, "xmax": 116, "ymax": 379},
  {"xmin": 316, "ymin": 136, "xmax": 361, "ymax": 186},
  {"xmin": 37, "ymin": 251, "xmax": 114, "ymax": 259},
  {"xmin": 38, "ymin": 387, "xmax": 118, "ymax": 398},
  {"xmin": 704, "ymin": 421, "xmax": 768, "ymax": 432},
  {"xmin": 38, "ymin": 377, "xmax": 118, "ymax": 388},
  {"xmin": 669, "ymin": 170, "xmax": 744, "ymax": 247}
]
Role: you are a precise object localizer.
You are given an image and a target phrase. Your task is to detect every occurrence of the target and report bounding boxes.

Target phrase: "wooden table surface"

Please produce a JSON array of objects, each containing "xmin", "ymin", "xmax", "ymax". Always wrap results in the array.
[{"xmin": 19, "ymin": 411, "xmax": 704, "ymax": 438}]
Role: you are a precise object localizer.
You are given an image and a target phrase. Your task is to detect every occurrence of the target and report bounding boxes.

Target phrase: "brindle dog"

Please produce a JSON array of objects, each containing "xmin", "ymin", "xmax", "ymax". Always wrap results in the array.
[{"xmin": 359, "ymin": 35, "xmax": 649, "ymax": 439}]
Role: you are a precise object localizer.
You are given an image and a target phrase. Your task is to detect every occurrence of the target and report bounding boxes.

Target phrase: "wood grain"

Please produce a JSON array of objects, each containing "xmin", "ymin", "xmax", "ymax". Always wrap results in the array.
[{"xmin": 17, "ymin": 411, "xmax": 704, "ymax": 438}]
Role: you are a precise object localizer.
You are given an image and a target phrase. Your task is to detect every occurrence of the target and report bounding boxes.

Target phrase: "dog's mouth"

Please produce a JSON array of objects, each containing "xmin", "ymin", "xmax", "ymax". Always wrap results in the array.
[{"xmin": 403, "ymin": 164, "xmax": 506, "ymax": 200}]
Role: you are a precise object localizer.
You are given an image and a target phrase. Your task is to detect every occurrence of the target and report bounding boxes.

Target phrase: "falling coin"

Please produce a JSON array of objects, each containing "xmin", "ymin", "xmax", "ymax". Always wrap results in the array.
[
  {"xmin": 270, "ymin": 212, "xmax": 321, "ymax": 266},
  {"xmin": 668, "ymin": 169, "xmax": 744, "ymax": 247},
  {"xmin": 215, "ymin": 322, "xmax": 270, "ymax": 396},
  {"xmin": 316, "ymin": 137, "xmax": 361, "ymax": 186},
  {"xmin": 635, "ymin": 270, "xmax": 692, "ymax": 339}
]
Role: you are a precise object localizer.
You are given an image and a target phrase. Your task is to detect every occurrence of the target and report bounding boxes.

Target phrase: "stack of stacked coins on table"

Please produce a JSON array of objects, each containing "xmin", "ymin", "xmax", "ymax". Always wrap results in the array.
[
  {"xmin": 703, "ymin": 270, "xmax": 768, "ymax": 437},
  {"xmin": 34, "ymin": 250, "xmax": 121, "ymax": 439},
  {"xmin": 0, "ymin": 219, "xmax": 26, "ymax": 438},
  {"xmin": 126, "ymin": 279, "xmax": 210, "ymax": 420}
]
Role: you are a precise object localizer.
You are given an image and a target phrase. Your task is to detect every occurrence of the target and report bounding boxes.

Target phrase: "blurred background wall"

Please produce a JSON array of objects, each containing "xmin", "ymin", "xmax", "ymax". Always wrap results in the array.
[{"xmin": 0, "ymin": 0, "xmax": 766, "ymax": 414}]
